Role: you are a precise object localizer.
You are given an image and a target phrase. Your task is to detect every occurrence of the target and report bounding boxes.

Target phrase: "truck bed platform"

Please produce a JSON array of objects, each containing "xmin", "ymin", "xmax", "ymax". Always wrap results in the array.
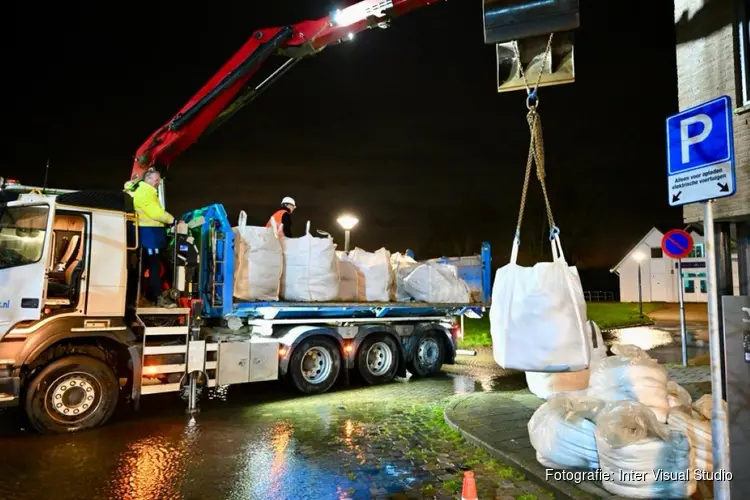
[{"xmin": 228, "ymin": 301, "xmax": 484, "ymax": 320}]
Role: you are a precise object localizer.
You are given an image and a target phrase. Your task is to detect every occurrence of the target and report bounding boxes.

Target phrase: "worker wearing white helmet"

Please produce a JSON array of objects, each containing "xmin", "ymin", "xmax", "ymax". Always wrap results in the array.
[{"xmin": 266, "ymin": 197, "xmax": 296, "ymax": 238}]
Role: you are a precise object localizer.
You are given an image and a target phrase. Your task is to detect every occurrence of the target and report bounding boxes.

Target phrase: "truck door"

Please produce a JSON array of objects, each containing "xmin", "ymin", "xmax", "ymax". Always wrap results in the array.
[{"xmin": 0, "ymin": 200, "xmax": 56, "ymax": 337}]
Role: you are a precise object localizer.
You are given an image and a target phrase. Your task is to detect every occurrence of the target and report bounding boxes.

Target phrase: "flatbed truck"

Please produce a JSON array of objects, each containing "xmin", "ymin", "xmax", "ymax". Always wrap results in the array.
[{"xmin": 0, "ymin": 182, "xmax": 490, "ymax": 433}]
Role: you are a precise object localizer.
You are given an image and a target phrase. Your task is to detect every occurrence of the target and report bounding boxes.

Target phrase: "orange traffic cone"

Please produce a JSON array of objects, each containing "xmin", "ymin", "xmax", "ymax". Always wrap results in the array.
[{"xmin": 461, "ymin": 471, "xmax": 478, "ymax": 500}]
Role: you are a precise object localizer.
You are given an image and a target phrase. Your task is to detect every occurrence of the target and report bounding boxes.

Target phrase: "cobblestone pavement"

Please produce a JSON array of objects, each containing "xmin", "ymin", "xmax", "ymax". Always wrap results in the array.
[
  {"xmin": 0, "ymin": 369, "xmax": 552, "ymax": 500},
  {"xmin": 444, "ymin": 365, "xmax": 714, "ymax": 500}
]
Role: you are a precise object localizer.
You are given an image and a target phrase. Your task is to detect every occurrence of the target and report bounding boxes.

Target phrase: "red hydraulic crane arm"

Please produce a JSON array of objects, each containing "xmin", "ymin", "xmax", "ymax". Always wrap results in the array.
[{"xmin": 131, "ymin": 0, "xmax": 442, "ymax": 179}]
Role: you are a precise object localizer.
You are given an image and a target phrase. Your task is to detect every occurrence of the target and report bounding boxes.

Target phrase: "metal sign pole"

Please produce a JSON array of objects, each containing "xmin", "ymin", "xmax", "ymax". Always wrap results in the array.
[
  {"xmin": 704, "ymin": 200, "xmax": 731, "ymax": 499},
  {"xmin": 678, "ymin": 258, "xmax": 688, "ymax": 366}
]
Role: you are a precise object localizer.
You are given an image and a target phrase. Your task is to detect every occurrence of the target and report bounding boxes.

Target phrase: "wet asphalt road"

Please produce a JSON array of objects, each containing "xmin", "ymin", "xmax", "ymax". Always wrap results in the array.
[
  {"xmin": 0, "ymin": 367, "xmax": 535, "ymax": 500},
  {"xmin": 0, "ymin": 323, "xmax": 708, "ymax": 500}
]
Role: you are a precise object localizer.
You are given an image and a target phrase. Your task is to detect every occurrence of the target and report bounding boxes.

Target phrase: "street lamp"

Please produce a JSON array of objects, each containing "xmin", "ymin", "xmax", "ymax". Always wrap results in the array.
[
  {"xmin": 633, "ymin": 251, "xmax": 645, "ymax": 319},
  {"xmin": 337, "ymin": 214, "xmax": 359, "ymax": 252}
]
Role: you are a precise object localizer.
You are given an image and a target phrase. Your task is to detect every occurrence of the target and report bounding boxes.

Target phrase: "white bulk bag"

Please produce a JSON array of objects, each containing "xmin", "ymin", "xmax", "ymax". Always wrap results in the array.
[
  {"xmin": 349, "ymin": 248, "xmax": 393, "ymax": 302},
  {"xmin": 281, "ymin": 221, "xmax": 339, "ymax": 302},
  {"xmin": 526, "ymin": 320, "xmax": 608, "ymax": 399},
  {"xmin": 668, "ymin": 406, "xmax": 713, "ymax": 472},
  {"xmin": 490, "ymin": 234, "xmax": 589, "ymax": 372},
  {"xmin": 337, "ymin": 251, "xmax": 365, "ymax": 301},
  {"xmin": 232, "ymin": 211, "xmax": 283, "ymax": 301},
  {"xmin": 596, "ymin": 401, "xmax": 696, "ymax": 499},
  {"xmin": 390, "ymin": 252, "xmax": 418, "ymax": 302},
  {"xmin": 528, "ymin": 394, "xmax": 606, "ymax": 469},
  {"xmin": 402, "ymin": 262, "xmax": 472, "ymax": 303},
  {"xmin": 587, "ymin": 344, "xmax": 670, "ymax": 423}
]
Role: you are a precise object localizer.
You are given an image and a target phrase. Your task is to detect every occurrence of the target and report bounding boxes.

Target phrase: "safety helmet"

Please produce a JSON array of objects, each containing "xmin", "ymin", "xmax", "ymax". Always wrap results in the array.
[{"xmin": 281, "ymin": 196, "xmax": 296, "ymax": 207}]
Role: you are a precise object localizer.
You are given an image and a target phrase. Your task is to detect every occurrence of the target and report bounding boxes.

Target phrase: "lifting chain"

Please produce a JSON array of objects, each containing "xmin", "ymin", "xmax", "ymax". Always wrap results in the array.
[{"xmin": 512, "ymin": 34, "xmax": 559, "ymax": 242}]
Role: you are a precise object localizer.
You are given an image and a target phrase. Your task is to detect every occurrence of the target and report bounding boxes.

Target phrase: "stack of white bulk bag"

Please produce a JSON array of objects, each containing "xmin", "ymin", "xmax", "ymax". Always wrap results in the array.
[
  {"xmin": 348, "ymin": 248, "xmax": 393, "ymax": 301},
  {"xmin": 281, "ymin": 222, "xmax": 339, "ymax": 302},
  {"xmin": 336, "ymin": 251, "xmax": 365, "ymax": 301},
  {"xmin": 595, "ymin": 401, "xmax": 696, "ymax": 499},
  {"xmin": 232, "ymin": 211, "xmax": 283, "ymax": 301},
  {"xmin": 525, "ymin": 320, "xmax": 608, "ymax": 400},
  {"xmin": 528, "ymin": 394, "xmax": 606, "ymax": 469},
  {"xmin": 390, "ymin": 252, "xmax": 418, "ymax": 302},
  {"xmin": 587, "ymin": 344, "xmax": 670, "ymax": 423},
  {"xmin": 402, "ymin": 262, "xmax": 471, "ymax": 303}
]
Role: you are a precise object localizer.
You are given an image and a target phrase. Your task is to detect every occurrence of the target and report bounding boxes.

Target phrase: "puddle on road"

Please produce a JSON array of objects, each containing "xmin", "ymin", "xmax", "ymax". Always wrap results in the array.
[
  {"xmin": 606, "ymin": 325, "xmax": 674, "ymax": 351},
  {"xmin": 0, "ymin": 372, "xmax": 531, "ymax": 500}
]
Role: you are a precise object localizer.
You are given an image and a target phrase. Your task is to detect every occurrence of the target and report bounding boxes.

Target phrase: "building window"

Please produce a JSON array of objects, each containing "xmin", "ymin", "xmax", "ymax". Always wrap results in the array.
[
  {"xmin": 700, "ymin": 280, "xmax": 707, "ymax": 294},
  {"xmin": 738, "ymin": 0, "xmax": 750, "ymax": 105},
  {"xmin": 687, "ymin": 244, "xmax": 704, "ymax": 258},
  {"xmin": 651, "ymin": 247, "xmax": 663, "ymax": 258},
  {"xmin": 684, "ymin": 280, "xmax": 695, "ymax": 294}
]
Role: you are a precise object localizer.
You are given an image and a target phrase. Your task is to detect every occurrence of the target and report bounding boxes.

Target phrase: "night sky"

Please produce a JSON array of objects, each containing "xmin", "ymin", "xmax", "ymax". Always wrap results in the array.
[{"xmin": 9, "ymin": 0, "xmax": 681, "ymax": 272}]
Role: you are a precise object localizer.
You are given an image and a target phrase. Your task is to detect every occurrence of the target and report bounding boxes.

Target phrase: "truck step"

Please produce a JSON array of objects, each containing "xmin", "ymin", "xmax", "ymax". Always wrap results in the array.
[{"xmin": 143, "ymin": 326, "xmax": 189, "ymax": 336}]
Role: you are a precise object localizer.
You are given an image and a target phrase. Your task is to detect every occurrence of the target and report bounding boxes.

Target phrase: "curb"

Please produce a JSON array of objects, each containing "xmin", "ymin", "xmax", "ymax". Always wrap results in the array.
[{"xmin": 443, "ymin": 397, "xmax": 611, "ymax": 500}]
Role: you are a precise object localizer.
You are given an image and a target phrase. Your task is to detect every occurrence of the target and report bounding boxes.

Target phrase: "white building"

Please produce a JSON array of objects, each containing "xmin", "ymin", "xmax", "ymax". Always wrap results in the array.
[{"xmin": 610, "ymin": 227, "xmax": 739, "ymax": 303}]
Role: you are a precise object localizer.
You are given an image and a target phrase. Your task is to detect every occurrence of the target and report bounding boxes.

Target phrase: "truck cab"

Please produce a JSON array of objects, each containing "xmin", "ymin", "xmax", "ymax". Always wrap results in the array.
[{"xmin": 0, "ymin": 180, "xmax": 139, "ymax": 433}]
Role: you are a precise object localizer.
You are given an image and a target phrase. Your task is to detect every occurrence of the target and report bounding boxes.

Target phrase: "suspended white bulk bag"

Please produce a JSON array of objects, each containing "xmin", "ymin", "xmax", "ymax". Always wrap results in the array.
[
  {"xmin": 337, "ymin": 251, "xmax": 365, "ymax": 302},
  {"xmin": 232, "ymin": 211, "xmax": 283, "ymax": 301},
  {"xmin": 491, "ymin": 234, "xmax": 590, "ymax": 372},
  {"xmin": 281, "ymin": 221, "xmax": 339, "ymax": 302},
  {"xmin": 349, "ymin": 247, "xmax": 393, "ymax": 302},
  {"xmin": 402, "ymin": 262, "xmax": 472, "ymax": 303}
]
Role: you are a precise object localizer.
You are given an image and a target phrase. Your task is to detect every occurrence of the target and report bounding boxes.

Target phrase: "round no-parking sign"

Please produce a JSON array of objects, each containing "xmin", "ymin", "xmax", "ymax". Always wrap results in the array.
[{"xmin": 661, "ymin": 229, "xmax": 694, "ymax": 259}]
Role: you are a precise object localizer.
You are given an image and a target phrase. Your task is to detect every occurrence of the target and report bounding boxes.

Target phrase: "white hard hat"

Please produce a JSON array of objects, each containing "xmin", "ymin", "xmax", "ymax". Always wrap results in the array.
[{"xmin": 281, "ymin": 196, "xmax": 296, "ymax": 207}]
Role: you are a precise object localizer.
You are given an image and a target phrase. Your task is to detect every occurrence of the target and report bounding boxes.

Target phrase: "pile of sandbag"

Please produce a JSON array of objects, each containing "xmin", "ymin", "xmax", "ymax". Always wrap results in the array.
[
  {"xmin": 232, "ymin": 211, "xmax": 283, "ymax": 301},
  {"xmin": 528, "ymin": 394, "xmax": 605, "ymax": 469},
  {"xmin": 402, "ymin": 262, "xmax": 472, "ymax": 303},
  {"xmin": 281, "ymin": 222, "xmax": 339, "ymax": 301},
  {"xmin": 390, "ymin": 252, "xmax": 418, "ymax": 302},
  {"xmin": 596, "ymin": 401, "xmax": 696, "ymax": 498},
  {"xmin": 525, "ymin": 320, "xmax": 608, "ymax": 399},
  {"xmin": 587, "ymin": 344, "xmax": 670, "ymax": 423}
]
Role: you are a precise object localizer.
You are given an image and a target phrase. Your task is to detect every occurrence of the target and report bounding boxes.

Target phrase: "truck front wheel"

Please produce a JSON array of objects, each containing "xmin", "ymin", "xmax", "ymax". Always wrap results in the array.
[
  {"xmin": 288, "ymin": 337, "xmax": 341, "ymax": 394},
  {"xmin": 25, "ymin": 355, "xmax": 119, "ymax": 434},
  {"xmin": 408, "ymin": 332, "xmax": 444, "ymax": 377}
]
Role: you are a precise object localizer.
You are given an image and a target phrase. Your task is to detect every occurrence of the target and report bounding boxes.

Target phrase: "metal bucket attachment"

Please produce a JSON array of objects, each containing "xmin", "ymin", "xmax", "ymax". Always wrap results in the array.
[
  {"xmin": 495, "ymin": 31, "xmax": 575, "ymax": 94},
  {"xmin": 482, "ymin": 0, "xmax": 579, "ymax": 45}
]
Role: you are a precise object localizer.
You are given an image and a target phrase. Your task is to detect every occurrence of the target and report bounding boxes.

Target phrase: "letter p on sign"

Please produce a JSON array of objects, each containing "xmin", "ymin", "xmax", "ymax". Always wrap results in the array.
[{"xmin": 680, "ymin": 114, "xmax": 712, "ymax": 164}]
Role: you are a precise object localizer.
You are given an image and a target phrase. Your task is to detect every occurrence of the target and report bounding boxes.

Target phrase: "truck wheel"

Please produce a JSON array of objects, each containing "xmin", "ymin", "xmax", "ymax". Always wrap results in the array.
[
  {"xmin": 408, "ymin": 332, "xmax": 444, "ymax": 377},
  {"xmin": 357, "ymin": 334, "xmax": 399, "ymax": 385},
  {"xmin": 24, "ymin": 355, "xmax": 119, "ymax": 434},
  {"xmin": 288, "ymin": 337, "xmax": 341, "ymax": 394}
]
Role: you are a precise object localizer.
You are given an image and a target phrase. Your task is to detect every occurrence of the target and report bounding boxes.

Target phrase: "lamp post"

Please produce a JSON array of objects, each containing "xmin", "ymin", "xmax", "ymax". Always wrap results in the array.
[
  {"xmin": 337, "ymin": 214, "xmax": 359, "ymax": 252},
  {"xmin": 633, "ymin": 251, "xmax": 645, "ymax": 318}
]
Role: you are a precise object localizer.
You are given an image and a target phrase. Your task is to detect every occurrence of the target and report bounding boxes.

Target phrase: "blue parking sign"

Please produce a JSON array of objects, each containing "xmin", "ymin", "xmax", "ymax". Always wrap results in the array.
[{"xmin": 665, "ymin": 96, "xmax": 736, "ymax": 206}]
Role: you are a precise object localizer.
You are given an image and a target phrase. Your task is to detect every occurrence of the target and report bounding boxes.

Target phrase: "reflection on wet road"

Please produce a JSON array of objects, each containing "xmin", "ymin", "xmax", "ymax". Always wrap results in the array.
[
  {"xmin": 606, "ymin": 322, "xmax": 710, "ymax": 363},
  {"xmin": 0, "ymin": 372, "xmax": 531, "ymax": 500}
]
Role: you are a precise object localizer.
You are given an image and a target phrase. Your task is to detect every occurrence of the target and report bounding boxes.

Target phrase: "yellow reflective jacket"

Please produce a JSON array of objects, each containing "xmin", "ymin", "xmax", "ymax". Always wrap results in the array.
[{"xmin": 123, "ymin": 180, "xmax": 174, "ymax": 227}]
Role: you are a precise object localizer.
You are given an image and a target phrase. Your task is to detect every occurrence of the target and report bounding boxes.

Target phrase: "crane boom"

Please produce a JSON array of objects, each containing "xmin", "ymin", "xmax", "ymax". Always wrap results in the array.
[{"xmin": 131, "ymin": 0, "xmax": 442, "ymax": 179}]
